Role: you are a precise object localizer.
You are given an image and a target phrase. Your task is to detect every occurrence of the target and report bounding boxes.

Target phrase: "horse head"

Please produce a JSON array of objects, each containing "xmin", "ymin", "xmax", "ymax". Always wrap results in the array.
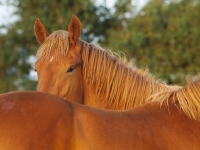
[{"xmin": 34, "ymin": 15, "xmax": 84, "ymax": 103}]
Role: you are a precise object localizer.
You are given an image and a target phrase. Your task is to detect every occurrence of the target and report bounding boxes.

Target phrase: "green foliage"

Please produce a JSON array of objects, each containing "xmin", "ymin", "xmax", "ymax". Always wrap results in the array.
[{"xmin": 103, "ymin": 0, "xmax": 200, "ymax": 84}]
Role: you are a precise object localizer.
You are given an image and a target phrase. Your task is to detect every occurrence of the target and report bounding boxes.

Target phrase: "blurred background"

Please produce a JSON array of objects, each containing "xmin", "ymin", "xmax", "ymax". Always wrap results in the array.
[{"xmin": 0, "ymin": 0, "xmax": 200, "ymax": 93}]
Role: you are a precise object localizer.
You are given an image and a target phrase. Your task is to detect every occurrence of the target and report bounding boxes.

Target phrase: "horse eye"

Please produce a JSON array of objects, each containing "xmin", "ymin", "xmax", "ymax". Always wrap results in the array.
[{"xmin": 66, "ymin": 66, "xmax": 75, "ymax": 73}]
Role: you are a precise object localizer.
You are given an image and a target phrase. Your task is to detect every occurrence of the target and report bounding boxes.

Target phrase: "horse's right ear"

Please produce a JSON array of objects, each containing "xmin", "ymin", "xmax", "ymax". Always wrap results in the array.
[
  {"xmin": 34, "ymin": 18, "xmax": 49, "ymax": 44},
  {"xmin": 68, "ymin": 15, "xmax": 81, "ymax": 46}
]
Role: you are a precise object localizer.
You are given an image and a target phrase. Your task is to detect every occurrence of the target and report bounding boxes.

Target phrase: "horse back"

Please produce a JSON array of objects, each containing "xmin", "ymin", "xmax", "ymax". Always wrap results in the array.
[{"xmin": 0, "ymin": 91, "xmax": 75, "ymax": 150}]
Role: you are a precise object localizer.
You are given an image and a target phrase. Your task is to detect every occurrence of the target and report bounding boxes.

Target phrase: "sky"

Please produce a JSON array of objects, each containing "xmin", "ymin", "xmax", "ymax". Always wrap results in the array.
[
  {"xmin": 0, "ymin": 0, "xmax": 18, "ymax": 26},
  {"xmin": 0, "ymin": 0, "xmax": 149, "ymax": 26}
]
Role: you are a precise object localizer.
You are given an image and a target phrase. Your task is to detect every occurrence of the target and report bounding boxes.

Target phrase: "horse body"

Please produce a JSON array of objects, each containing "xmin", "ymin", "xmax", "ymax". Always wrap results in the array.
[
  {"xmin": 34, "ymin": 15, "xmax": 180, "ymax": 110},
  {"xmin": 0, "ymin": 91, "xmax": 200, "ymax": 149},
  {"xmin": 74, "ymin": 101, "xmax": 200, "ymax": 150},
  {"xmin": 0, "ymin": 92, "xmax": 74, "ymax": 150}
]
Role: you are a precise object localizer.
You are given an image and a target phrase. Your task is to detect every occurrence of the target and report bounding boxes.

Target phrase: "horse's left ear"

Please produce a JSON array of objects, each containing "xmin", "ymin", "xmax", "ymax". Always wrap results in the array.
[
  {"xmin": 68, "ymin": 15, "xmax": 81, "ymax": 47},
  {"xmin": 34, "ymin": 18, "xmax": 49, "ymax": 44}
]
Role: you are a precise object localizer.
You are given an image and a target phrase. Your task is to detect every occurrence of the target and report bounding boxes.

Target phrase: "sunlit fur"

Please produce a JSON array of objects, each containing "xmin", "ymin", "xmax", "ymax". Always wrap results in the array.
[
  {"xmin": 151, "ymin": 75, "xmax": 200, "ymax": 121},
  {"xmin": 36, "ymin": 30, "xmax": 180, "ymax": 109},
  {"xmin": 1, "ymin": 87, "xmax": 200, "ymax": 149}
]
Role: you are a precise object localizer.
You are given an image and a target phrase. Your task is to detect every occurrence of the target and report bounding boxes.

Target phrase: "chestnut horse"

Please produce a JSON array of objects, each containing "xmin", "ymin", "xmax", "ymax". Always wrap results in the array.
[
  {"xmin": 0, "ymin": 78, "xmax": 200, "ymax": 149},
  {"xmin": 34, "ymin": 15, "xmax": 180, "ymax": 110}
]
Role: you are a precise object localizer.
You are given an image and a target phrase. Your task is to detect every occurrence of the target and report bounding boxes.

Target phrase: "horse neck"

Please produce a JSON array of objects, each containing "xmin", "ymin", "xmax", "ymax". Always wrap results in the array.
[{"xmin": 81, "ymin": 42, "xmax": 173, "ymax": 110}]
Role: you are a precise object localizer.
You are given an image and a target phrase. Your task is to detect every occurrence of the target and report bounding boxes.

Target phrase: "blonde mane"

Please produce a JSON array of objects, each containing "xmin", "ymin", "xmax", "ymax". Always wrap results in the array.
[
  {"xmin": 80, "ymin": 40, "xmax": 180, "ymax": 109},
  {"xmin": 151, "ymin": 76, "xmax": 200, "ymax": 121},
  {"xmin": 36, "ymin": 30, "xmax": 69, "ymax": 59},
  {"xmin": 36, "ymin": 30, "xmax": 180, "ymax": 109}
]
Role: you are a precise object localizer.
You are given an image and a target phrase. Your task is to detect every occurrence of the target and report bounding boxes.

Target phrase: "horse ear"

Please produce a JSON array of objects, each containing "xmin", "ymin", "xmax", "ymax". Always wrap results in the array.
[
  {"xmin": 34, "ymin": 18, "xmax": 49, "ymax": 44},
  {"xmin": 68, "ymin": 15, "xmax": 81, "ymax": 46}
]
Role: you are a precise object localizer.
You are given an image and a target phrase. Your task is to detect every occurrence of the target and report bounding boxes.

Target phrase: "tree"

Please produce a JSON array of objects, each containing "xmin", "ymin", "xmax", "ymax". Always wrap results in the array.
[{"xmin": 103, "ymin": 0, "xmax": 200, "ymax": 84}]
